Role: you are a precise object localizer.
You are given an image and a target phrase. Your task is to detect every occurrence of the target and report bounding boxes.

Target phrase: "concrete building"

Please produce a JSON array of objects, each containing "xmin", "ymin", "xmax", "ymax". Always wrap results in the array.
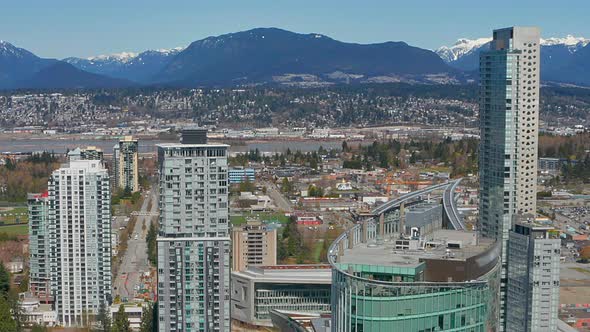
[
  {"xmin": 28, "ymin": 192, "xmax": 52, "ymax": 303},
  {"xmin": 110, "ymin": 303, "xmax": 145, "ymax": 330},
  {"xmin": 231, "ymin": 221, "xmax": 277, "ymax": 272},
  {"xmin": 229, "ymin": 166, "xmax": 255, "ymax": 184},
  {"xmin": 479, "ymin": 26, "xmax": 540, "ymax": 328},
  {"xmin": 156, "ymin": 129, "xmax": 231, "ymax": 332},
  {"xmin": 506, "ymin": 219, "xmax": 561, "ymax": 331},
  {"xmin": 48, "ymin": 159, "xmax": 112, "ymax": 326},
  {"xmin": 231, "ymin": 265, "xmax": 332, "ymax": 327},
  {"xmin": 113, "ymin": 136, "xmax": 139, "ymax": 192},
  {"xmin": 67, "ymin": 146, "xmax": 104, "ymax": 162},
  {"xmin": 20, "ymin": 298, "xmax": 57, "ymax": 327}
]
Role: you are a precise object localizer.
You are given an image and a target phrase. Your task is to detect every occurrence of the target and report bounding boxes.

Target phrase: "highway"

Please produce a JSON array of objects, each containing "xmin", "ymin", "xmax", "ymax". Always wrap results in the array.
[
  {"xmin": 371, "ymin": 181, "xmax": 452, "ymax": 216},
  {"xmin": 443, "ymin": 179, "xmax": 466, "ymax": 230},
  {"xmin": 113, "ymin": 190, "xmax": 158, "ymax": 301}
]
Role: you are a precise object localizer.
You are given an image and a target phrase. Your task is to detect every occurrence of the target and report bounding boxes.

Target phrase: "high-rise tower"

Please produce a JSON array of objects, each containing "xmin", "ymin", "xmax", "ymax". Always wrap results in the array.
[
  {"xmin": 28, "ymin": 192, "xmax": 51, "ymax": 303},
  {"xmin": 506, "ymin": 218, "xmax": 561, "ymax": 331},
  {"xmin": 156, "ymin": 129, "xmax": 231, "ymax": 331},
  {"xmin": 113, "ymin": 136, "xmax": 140, "ymax": 192},
  {"xmin": 48, "ymin": 159, "xmax": 112, "ymax": 326},
  {"xmin": 479, "ymin": 26, "xmax": 541, "ymax": 329}
]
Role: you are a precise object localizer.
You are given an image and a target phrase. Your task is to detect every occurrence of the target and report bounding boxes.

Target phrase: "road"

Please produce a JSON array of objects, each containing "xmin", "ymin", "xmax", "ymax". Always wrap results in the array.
[
  {"xmin": 262, "ymin": 180, "xmax": 293, "ymax": 212},
  {"xmin": 113, "ymin": 190, "xmax": 158, "ymax": 301}
]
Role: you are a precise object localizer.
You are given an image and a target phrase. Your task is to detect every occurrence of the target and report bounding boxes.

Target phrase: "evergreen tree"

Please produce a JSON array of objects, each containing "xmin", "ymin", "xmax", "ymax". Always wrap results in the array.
[
  {"xmin": 95, "ymin": 301, "xmax": 111, "ymax": 332},
  {"xmin": 0, "ymin": 295, "xmax": 17, "ymax": 332},
  {"xmin": 139, "ymin": 302, "xmax": 155, "ymax": 332},
  {"xmin": 112, "ymin": 304, "xmax": 131, "ymax": 332},
  {"xmin": 0, "ymin": 264, "xmax": 10, "ymax": 297}
]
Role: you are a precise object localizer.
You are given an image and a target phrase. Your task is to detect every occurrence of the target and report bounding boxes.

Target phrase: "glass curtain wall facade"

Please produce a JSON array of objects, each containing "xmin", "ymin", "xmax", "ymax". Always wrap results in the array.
[
  {"xmin": 329, "ymin": 218, "xmax": 500, "ymax": 332},
  {"xmin": 28, "ymin": 192, "xmax": 51, "ymax": 302},
  {"xmin": 332, "ymin": 271, "xmax": 495, "ymax": 332},
  {"xmin": 479, "ymin": 27, "xmax": 540, "ymax": 330}
]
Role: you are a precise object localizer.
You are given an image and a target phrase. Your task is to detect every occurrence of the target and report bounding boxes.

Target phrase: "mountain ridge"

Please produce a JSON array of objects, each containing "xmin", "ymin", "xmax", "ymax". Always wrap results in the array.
[{"xmin": 2, "ymin": 29, "xmax": 590, "ymax": 89}]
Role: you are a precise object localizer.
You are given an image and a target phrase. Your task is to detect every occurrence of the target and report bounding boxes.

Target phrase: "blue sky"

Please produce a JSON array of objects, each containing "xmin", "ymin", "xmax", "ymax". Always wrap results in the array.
[{"xmin": 2, "ymin": 0, "xmax": 589, "ymax": 59}]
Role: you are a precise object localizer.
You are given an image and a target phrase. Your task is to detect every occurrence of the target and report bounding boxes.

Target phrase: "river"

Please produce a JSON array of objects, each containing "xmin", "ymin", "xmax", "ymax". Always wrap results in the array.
[{"xmin": 0, "ymin": 138, "xmax": 349, "ymax": 154}]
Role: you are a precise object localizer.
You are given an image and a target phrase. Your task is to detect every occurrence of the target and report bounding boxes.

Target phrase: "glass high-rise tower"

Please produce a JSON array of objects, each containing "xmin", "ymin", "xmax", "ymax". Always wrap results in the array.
[
  {"xmin": 478, "ymin": 26, "xmax": 541, "ymax": 330},
  {"xmin": 156, "ymin": 129, "xmax": 231, "ymax": 332}
]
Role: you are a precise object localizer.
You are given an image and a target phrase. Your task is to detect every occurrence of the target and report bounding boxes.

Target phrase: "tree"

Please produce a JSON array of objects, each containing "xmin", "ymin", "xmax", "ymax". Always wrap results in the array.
[
  {"xmin": 0, "ymin": 295, "xmax": 17, "ymax": 332},
  {"xmin": 112, "ymin": 304, "xmax": 131, "ymax": 332},
  {"xmin": 0, "ymin": 264, "xmax": 10, "ymax": 297},
  {"xmin": 146, "ymin": 221, "xmax": 158, "ymax": 266},
  {"xmin": 281, "ymin": 178, "xmax": 293, "ymax": 194},
  {"xmin": 139, "ymin": 302, "xmax": 155, "ymax": 332},
  {"xmin": 95, "ymin": 301, "xmax": 111, "ymax": 332},
  {"xmin": 31, "ymin": 325, "xmax": 48, "ymax": 332}
]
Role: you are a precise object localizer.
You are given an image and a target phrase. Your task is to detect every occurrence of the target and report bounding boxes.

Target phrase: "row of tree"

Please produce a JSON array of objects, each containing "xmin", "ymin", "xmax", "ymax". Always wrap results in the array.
[
  {"xmin": 0, "ymin": 155, "xmax": 60, "ymax": 202},
  {"xmin": 342, "ymin": 138, "xmax": 478, "ymax": 177}
]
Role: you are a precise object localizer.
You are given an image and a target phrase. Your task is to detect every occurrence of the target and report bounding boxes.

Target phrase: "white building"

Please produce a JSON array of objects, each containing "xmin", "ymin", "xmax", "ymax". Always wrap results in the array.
[
  {"xmin": 110, "ymin": 303, "xmax": 144, "ymax": 330},
  {"xmin": 20, "ymin": 298, "xmax": 57, "ymax": 327},
  {"xmin": 156, "ymin": 129, "xmax": 231, "ymax": 331},
  {"xmin": 48, "ymin": 159, "xmax": 112, "ymax": 326}
]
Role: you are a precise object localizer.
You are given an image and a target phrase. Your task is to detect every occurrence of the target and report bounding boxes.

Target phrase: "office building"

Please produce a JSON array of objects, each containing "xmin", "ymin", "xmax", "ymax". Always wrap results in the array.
[
  {"xmin": 113, "ymin": 136, "xmax": 139, "ymax": 192},
  {"xmin": 506, "ymin": 218, "xmax": 561, "ymax": 331},
  {"xmin": 228, "ymin": 167, "xmax": 255, "ymax": 184},
  {"xmin": 231, "ymin": 221, "xmax": 277, "ymax": 272},
  {"xmin": 479, "ymin": 26, "xmax": 540, "ymax": 328},
  {"xmin": 48, "ymin": 159, "xmax": 112, "ymax": 326},
  {"xmin": 156, "ymin": 129, "xmax": 231, "ymax": 332},
  {"xmin": 231, "ymin": 265, "xmax": 332, "ymax": 327},
  {"xmin": 28, "ymin": 192, "xmax": 52, "ymax": 303}
]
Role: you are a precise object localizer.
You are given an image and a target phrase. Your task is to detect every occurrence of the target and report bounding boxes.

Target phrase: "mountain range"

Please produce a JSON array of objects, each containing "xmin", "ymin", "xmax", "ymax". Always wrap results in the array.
[
  {"xmin": 1, "ymin": 28, "xmax": 590, "ymax": 90},
  {"xmin": 436, "ymin": 35, "xmax": 590, "ymax": 85}
]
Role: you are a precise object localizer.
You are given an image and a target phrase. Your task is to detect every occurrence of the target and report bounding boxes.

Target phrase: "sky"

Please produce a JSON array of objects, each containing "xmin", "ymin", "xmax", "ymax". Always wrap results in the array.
[{"xmin": 2, "ymin": 0, "xmax": 590, "ymax": 59}]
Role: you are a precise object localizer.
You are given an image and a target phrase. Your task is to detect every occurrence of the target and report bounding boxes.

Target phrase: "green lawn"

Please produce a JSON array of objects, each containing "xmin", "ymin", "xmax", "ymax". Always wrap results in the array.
[
  {"xmin": 311, "ymin": 240, "xmax": 325, "ymax": 263},
  {"xmin": 230, "ymin": 212, "xmax": 290, "ymax": 226},
  {"xmin": 0, "ymin": 224, "xmax": 28, "ymax": 236},
  {"xmin": 0, "ymin": 206, "xmax": 29, "ymax": 224}
]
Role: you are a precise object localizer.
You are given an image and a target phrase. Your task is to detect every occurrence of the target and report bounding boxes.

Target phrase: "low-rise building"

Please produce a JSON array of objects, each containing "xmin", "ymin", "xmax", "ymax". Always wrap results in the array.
[
  {"xmin": 229, "ymin": 166, "xmax": 255, "ymax": 184},
  {"xmin": 20, "ymin": 298, "xmax": 57, "ymax": 327},
  {"xmin": 291, "ymin": 212, "xmax": 323, "ymax": 225},
  {"xmin": 110, "ymin": 303, "xmax": 145, "ymax": 330},
  {"xmin": 231, "ymin": 265, "xmax": 332, "ymax": 327}
]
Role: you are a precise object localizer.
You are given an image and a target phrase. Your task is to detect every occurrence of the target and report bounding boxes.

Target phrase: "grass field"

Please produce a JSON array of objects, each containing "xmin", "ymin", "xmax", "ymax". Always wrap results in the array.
[
  {"xmin": 230, "ymin": 212, "xmax": 289, "ymax": 226},
  {"xmin": 0, "ymin": 206, "xmax": 28, "ymax": 224},
  {"xmin": 0, "ymin": 224, "xmax": 28, "ymax": 236},
  {"xmin": 311, "ymin": 240, "xmax": 325, "ymax": 263}
]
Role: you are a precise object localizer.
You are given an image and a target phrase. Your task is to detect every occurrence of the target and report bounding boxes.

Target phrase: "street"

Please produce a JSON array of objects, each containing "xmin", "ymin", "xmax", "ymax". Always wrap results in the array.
[
  {"xmin": 262, "ymin": 180, "xmax": 293, "ymax": 212},
  {"xmin": 113, "ymin": 190, "xmax": 158, "ymax": 301}
]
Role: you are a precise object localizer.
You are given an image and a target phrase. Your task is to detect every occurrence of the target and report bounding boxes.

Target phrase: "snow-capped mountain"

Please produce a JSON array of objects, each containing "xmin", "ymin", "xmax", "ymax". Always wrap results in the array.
[
  {"xmin": 436, "ymin": 35, "xmax": 590, "ymax": 85},
  {"xmin": 436, "ymin": 38, "xmax": 492, "ymax": 63},
  {"xmin": 541, "ymin": 35, "xmax": 590, "ymax": 50},
  {"xmin": 436, "ymin": 35, "xmax": 590, "ymax": 70},
  {"xmin": 64, "ymin": 47, "xmax": 184, "ymax": 83}
]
